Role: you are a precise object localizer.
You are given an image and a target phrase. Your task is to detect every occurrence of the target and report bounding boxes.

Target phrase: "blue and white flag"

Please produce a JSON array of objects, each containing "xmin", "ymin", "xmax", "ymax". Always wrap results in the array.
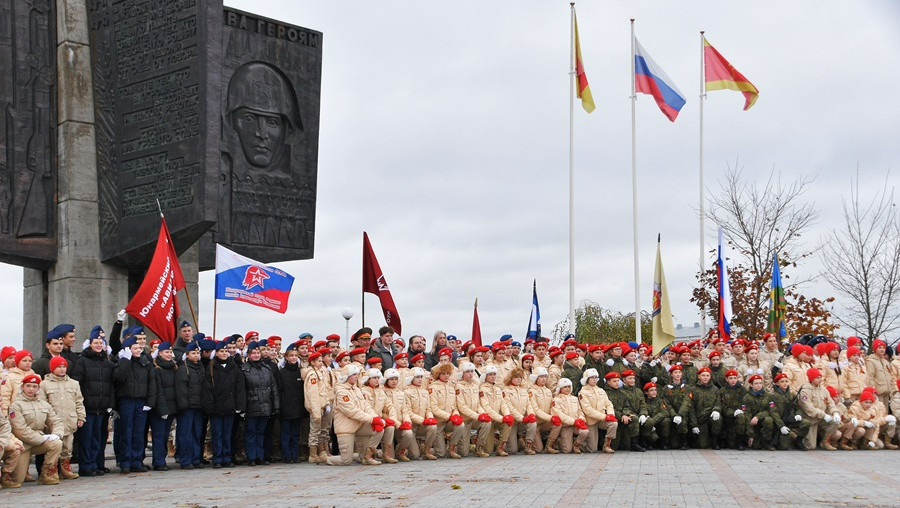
[{"xmin": 526, "ymin": 280, "xmax": 541, "ymax": 339}]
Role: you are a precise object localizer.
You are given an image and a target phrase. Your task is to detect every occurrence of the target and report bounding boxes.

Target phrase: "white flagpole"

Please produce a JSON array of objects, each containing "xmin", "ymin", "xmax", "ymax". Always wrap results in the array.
[
  {"xmin": 568, "ymin": 3, "xmax": 576, "ymax": 335},
  {"xmin": 699, "ymin": 31, "xmax": 707, "ymax": 337},
  {"xmin": 630, "ymin": 19, "xmax": 641, "ymax": 343}
]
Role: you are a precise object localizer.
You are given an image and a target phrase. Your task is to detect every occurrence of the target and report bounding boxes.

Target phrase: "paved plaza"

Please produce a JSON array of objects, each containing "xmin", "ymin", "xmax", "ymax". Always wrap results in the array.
[{"xmin": 3, "ymin": 448, "xmax": 899, "ymax": 507}]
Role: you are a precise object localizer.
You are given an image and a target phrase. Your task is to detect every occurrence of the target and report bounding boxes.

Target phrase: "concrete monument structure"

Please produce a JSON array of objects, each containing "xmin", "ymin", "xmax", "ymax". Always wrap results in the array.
[{"xmin": 4, "ymin": 0, "xmax": 320, "ymax": 353}]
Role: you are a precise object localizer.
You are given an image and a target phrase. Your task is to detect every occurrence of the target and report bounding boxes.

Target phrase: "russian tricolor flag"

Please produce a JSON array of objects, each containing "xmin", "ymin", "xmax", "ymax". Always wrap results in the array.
[
  {"xmin": 717, "ymin": 227, "xmax": 732, "ymax": 340},
  {"xmin": 634, "ymin": 37, "xmax": 686, "ymax": 122},
  {"xmin": 215, "ymin": 244, "xmax": 295, "ymax": 314}
]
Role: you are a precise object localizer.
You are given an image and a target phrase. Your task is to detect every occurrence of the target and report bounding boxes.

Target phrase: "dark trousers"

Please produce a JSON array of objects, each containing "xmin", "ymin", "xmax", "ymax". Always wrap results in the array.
[
  {"xmin": 80, "ymin": 413, "xmax": 105, "ymax": 471},
  {"xmin": 177, "ymin": 409, "xmax": 203, "ymax": 466},
  {"xmin": 98, "ymin": 413, "xmax": 110, "ymax": 471},
  {"xmin": 209, "ymin": 415, "xmax": 235, "ymax": 465},
  {"xmin": 245, "ymin": 416, "xmax": 268, "ymax": 461},
  {"xmin": 280, "ymin": 418, "xmax": 300, "ymax": 461},
  {"xmin": 149, "ymin": 414, "xmax": 174, "ymax": 467},
  {"xmin": 118, "ymin": 398, "xmax": 149, "ymax": 468}
]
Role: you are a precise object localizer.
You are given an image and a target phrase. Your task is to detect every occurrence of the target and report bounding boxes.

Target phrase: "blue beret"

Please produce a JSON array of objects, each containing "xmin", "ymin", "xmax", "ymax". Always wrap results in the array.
[
  {"xmin": 199, "ymin": 339, "xmax": 217, "ymax": 351},
  {"xmin": 285, "ymin": 342, "xmax": 298, "ymax": 352},
  {"xmin": 246, "ymin": 341, "xmax": 260, "ymax": 351},
  {"xmin": 214, "ymin": 341, "xmax": 228, "ymax": 351},
  {"xmin": 157, "ymin": 341, "xmax": 172, "ymax": 352},
  {"xmin": 297, "ymin": 332, "xmax": 313, "ymax": 340},
  {"xmin": 628, "ymin": 342, "xmax": 639, "ymax": 350},
  {"xmin": 499, "ymin": 334, "xmax": 513, "ymax": 342},
  {"xmin": 90, "ymin": 325, "xmax": 104, "ymax": 340},
  {"xmin": 180, "ymin": 321, "xmax": 192, "ymax": 329},
  {"xmin": 47, "ymin": 324, "xmax": 75, "ymax": 341},
  {"xmin": 221, "ymin": 336, "xmax": 234, "ymax": 346},
  {"xmin": 131, "ymin": 326, "xmax": 144, "ymax": 336},
  {"xmin": 564, "ymin": 333, "xmax": 576, "ymax": 340},
  {"xmin": 511, "ymin": 341, "xmax": 522, "ymax": 348},
  {"xmin": 122, "ymin": 336, "xmax": 138, "ymax": 349},
  {"xmin": 447, "ymin": 335, "xmax": 457, "ymax": 341},
  {"xmin": 192, "ymin": 333, "xmax": 206, "ymax": 342},
  {"xmin": 186, "ymin": 341, "xmax": 200, "ymax": 352}
]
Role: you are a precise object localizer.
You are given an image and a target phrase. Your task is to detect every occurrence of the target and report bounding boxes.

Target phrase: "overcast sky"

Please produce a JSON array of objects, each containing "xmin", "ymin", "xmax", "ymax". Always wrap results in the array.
[{"xmin": 4, "ymin": 1, "xmax": 900, "ymax": 348}]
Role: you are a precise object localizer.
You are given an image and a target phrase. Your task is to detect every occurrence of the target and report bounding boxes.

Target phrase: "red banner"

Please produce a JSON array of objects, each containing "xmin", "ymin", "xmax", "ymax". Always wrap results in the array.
[
  {"xmin": 472, "ymin": 298, "xmax": 482, "ymax": 347},
  {"xmin": 125, "ymin": 217, "xmax": 186, "ymax": 343},
  {"xmin": 362, "ymin": 232, "xmax": 401, "ymax": 335}
]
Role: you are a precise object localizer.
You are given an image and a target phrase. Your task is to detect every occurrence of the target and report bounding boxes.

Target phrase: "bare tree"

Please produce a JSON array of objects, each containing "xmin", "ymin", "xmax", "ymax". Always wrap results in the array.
[
  {"xmin": 706, "ymin": 166, "xmax": 819, "ymax": 335},
  {"xmin": 820, "ymin": 174, "xmax": 900, "ymax": 346}
]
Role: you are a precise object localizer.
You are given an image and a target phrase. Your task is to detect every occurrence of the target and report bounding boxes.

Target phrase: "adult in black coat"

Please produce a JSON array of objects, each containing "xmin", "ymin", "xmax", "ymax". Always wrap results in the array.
[
  {"xmin": 112, "ymin": 337, "xmax": 158, "ymax": 473},
  {"xmin": 149, "ymin": 344, "xmax": 177, "ymax": 470},
  {"xmin": 277, "ymin": 347, "xmax": 306, "ymax": 462},
  {"xmin": 69, "ymin": 336, "xmax": 115, "ymax": 475},
  {"xmin": 241, "ymin": 344, "xmax": 279, "ymax": 465},
  {"xmin": 175, "ymin": 343, "xmax": 205, "ymax": 468},
  {"xmin": 202, "ymin": 345, "xmax": 246, "ymax": 467}
]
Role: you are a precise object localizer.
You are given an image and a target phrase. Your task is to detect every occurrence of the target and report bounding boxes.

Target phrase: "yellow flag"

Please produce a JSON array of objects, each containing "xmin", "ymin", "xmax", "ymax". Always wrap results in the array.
[
  {"xmin": 651, "ymin": 237, "xmax": 675, "ymax": 352},
  {"xmin": 573, "ymin": 11, "xmax": 595, "ymax": 113}
]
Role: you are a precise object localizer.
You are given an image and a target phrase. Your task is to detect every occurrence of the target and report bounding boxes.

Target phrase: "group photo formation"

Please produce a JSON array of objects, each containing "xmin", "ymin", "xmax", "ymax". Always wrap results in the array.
[{"xmin": 1, "ymin": 318, "xmax": 899, "ymax": 488}]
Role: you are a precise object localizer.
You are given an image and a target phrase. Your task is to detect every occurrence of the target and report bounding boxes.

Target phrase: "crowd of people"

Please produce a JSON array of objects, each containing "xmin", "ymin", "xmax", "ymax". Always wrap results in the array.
[{"xmin": 1, "ymin": 313, "xmax": 900, "ymax": 489}]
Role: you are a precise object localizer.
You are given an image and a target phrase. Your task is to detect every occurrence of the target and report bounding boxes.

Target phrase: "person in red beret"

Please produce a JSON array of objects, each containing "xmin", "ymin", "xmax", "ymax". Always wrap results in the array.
[
  {"xmin": 303, "ymin": 351, "xmax": 333, "ymax": 464},
  {"xmin": 662, "ymin": 365, "xmax": 691, "ymax": 449},
  {"xmin": 841, "ymin": 346, "xmax": 867, "ymax": 402},
  {"xmin": 741, "ymin": 374, "xmax": 777, "ymax": 450},
  {"xmin": 767, "ymin": 372, "xmax": 807, "ymax": 450},
  {"xmin": 865, "ymin": 339, "xmax": 893, "ymax": 407},
  {"xmin": 719, "ymin": 368, "xmax": 747, "ymax": 450},
  {"xmin": 547, "ymin": 349, "xmax": 565, "ymax": 392},
  {"xmin": 847, "ymin": 390, "xmax": 882, "ymax": 450},
  {"xmin": 641, "ymin": 382, "xmax": 672, "ymax": 450},
  {"xmin": 533, "ymin": 341, "xmax": 551, "ymax": 369},
  {"xmin": 797, "ymin": 368, "xmax": 840, "ymax": 450},
  {"xmin": 38, "ymin": 356, "xmax": 85, "ymax": 479},
  {"xmin": 9, "ymin": 374, "xmax": 63, "ymax": 485},
  {"xmin": 686, "ymin": 367, "xmax": 722, "ymax": 449}
]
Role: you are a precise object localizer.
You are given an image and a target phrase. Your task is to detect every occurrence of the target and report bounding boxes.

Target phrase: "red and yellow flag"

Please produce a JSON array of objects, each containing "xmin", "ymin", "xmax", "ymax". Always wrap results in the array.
[
  {"xmin": 573, "ymin": 11, "xmax": 595, "ymax": 113},
  {"xmin": 703, "ymin": 36, "xmax": 759, "ymax": 110}
]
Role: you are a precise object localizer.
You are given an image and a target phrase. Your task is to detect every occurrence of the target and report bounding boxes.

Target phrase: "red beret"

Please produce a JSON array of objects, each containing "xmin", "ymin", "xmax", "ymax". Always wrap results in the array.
[
  {"xmin": 643, "ymin": 382, "xmax": 657, "ymax": 391},
  {"xmin": 438, "ymin": 347, "xmax": 453, "ymax": 358},
  {"xmin": 524, "ymin": 339, "xmax": 535, "ymax": 345},
  {"xmin": 349, "ymin": 347, "xmax": 367, "ymax": 357},
  {"xmin": 697, "ymin": 367, "xmax": 712, "ymax": 375},
  {"xmin": 806, "ymin": 368, "xmax": 822, "ymax": 382},
  {"xmin": 825, "ymin": 385, "xmax": 839, "ymax": 398},
  {"xmin": 621, "ymin": 369, "xmax": 636, "ymax": 378},
  {"xmin": 521, "ymin": 354, "xmax": 534, "ymax": 362},
  {"xmin": 860, "ymin": 391, "xmax": 876, "ymax": 402},
  {"xmin": 334, "ymin": 351, "xmax": 347, "ymax": 362},
  {"xmin": 317, "ymin": 347, "xmax": 332, "ymax": 356},
  {"xmin": 49, "ymin": 356, "xmax": 68, "ymax": 372},
  {"xmin": 325, "ymin": 334, "xmax": 341, "ymax": 341},
  {"xmin": 411, "ymin": 353, "xmax": 425, "ymax": 363},
  {"xmin": 669, "ymin": 364, "xmax": 683, "ymax": 372},
  {"xmin": 562, "ymin": 339, "xmax": 578, "ymax": 348},
  {"xmin": 846, "ymin": 346, "xmax": 861, "ymax": 358},
  {"xmin": 847, "ymin": 336, "xmax": 862, "ymax": 348},
  {"xmin": 475, "ymin": 346, "xmax": 490, "ymax": 353},
  {"xmin": 460, "ymin": 340, "xmax": 472, "ymax": 351},
  {"xmin": 549, "ymin": 349, "xmax": 563, "ymax": 359},
  {"xmin": 308, "ymin": 352, "xmax": 322, "ymax": 362},
  {"xmin": 393, "ymin": 352, "xmax": 408, "ymax": 361},
  {"xmin": 565, "ymin": 351, "xmax": 579, "ymax": 360},
  {"xmin": 312, "ymin": 341, "xmax": 327, "ymax": 350},
  {"xmin": 295, "ymin": 339, "xmax": 309, "ymax": 347},
  {"xmin": 588, "ymin": 345, "xmax": 602, "ymax": 353},
  {"xmin": 577, "ymin": 343, "xmax": 588, "ymax": 351},
  {"xmin": 491, "ymin": 344, "xmax": 506, "ymax": 352},
  {"xmin": 708, "ymin": 351, "xmax": 721, "ymax": 359},
  {"xmin": 149, "ymin": 339, "xmax": 162, "ymax": 346},
  {"xmin": 14, "ymin": 350, "xmax": 33, "ymax": 366},
  {"xmin": 604, "ymin": 372, "xmax": 620, "ymax": 380},
  {"xmin": 1, "ymin": 346, "xmax": 17, "ymax": 362},
  {"xmin": 245, "ymin": 331, "xmax": 259, "ymax": 339},
  {"xmin": 774, "ymin": 372, "xmax": 788, "ymax": 383},
  {"xmin": 745, "ymin": 343, "xmax": 759, "ymax": 351},
  {"xmin": 366, "ymin": 357, "xmax": 383, "ymax": 365},
  {"xmin": 748, "ymin": 374, "xmax": 763, "ymax": 384},
  {"xmin": 22, "ymin": 374, "xmax": 41, "ymax": 385},
  {"xmin": 725, "ymin": 369, "xmax": 739, "ymax": 378}
]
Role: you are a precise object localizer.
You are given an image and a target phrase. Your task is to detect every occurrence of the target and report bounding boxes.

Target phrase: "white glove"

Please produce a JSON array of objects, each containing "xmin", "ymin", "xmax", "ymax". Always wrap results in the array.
[
  {"xmin": 833, "ymin": 412, "xmax": 841, "ymax": 422},
  {"xmin": 673, "ymin": 416, "xmax": 682, "ymax": 425},
  {"xmin": 794, "ymin": 414, "xmax": 802, "ymax": 422},
  {"xmin": 780, "ymin": 426, "xmax": 790, "ymax": 435},
  {"xmin": 734, "ymin": 409, "xmax": 744, "ymax": 417},
  {"xmin": 235, "ymin": 410, "xmax": 241, "ymax": 414},
  {"xmin": 606, "ymin": 359, "xmax": 614, "ymax": 367},
  {"xmin": 639, "ymin": 415, "xmax": 648, "ymax": 425},
  {"xmin": 756, "ymin": 369, "xmax": 764, "ymax": 375},
  {"xmin": 746, "ymin": 368, "xmax": 754, "ymax": 376},
  {"xmin": 622, "ymin": 359, "xmax": 629, "ymax": 366},
  {"xmin": 851, "ymin": 417, "xmax": 859, "ymax": 427},
  {"xmin": 864, "ymin": 421, "xmax": 875, "ymax": 429},
  {"xmin": 650, "ymin": 359, "xmax": 659, "ymax": 367},
  {"xmin": 839, "ymin": 360, "xmax": 850, "ymax": 368},
  {"xmin": 667, "ymin": 365, "xmax": 675, "ymax": 373},
  {"xmin": 711, "ymin": 411, "xmax": 721, "ymax": 421},
  {"xmin": 120, "ymin": 348, "xmax": 132, "ymax": 360},
  {"xmin": 692, "ymin": 427, "xmax": 701, "ymax": 435},
  {"xmin": 161, "ymin": 414, "xmax": 168, "ymax": 420},
  {"xmin": 110, "ymin": 409, "xmax": 120, "ymax": 420},
  {"xmin": 824, "ymin": 414, "xmax": 833, "ymax": 423},
  {"xmin": 325, "ymin": 405, "xmax": 332, "ymax": 414},
  {"xmin": 142, "ymin": 406, "xmax": 151, "ymax": 412},
  {"xmin": 869, "ymin": 441, "xmax": 877, "ymax": 448},
  {"xmin": 773, "ymin": 361, "xmax": 784, "ymax": 369},
  {"xmin": 44, "ymin": 434, "xmax": 60, "ymax": 442},
  {"xmin": 886, "ymin": 415, "xmax": 897, "ymax": 425},
  {"xmin": 826, "ymin": 362, "xmax": 837, "ymax": 370},
  {"xmin": 651, "ymin": 377, "xmax": 658, "ymax": 383},
  {"xmin": 117, "ymin": 309, "xmax": 127, "ymax": 321}
]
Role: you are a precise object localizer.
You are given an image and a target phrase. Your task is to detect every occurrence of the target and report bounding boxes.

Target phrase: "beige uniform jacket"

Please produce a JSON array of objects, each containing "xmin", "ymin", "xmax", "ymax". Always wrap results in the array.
[
  {"xmin": 333, "ymin": 382, "xmax": 378, "ymax": 435},
  {"xmin": 303, "ymin": 365, "xmax": 333, "ymax": 415},
  {"xmin": 503, "ymin": 384, "xmax": 533, "ymax": 422},
  {"xmin": 404, "ymin": 384, "xmax": 433, "ymax": 425},
  {"xmin": 865, "ymin": 354, "xmax": 894, "ymax": 397},
  {"xmin": 429, "ymin": 380, "xmax": 458, "ymax": 422},
  {"xmin": 797, "ymin": 383, "xmax": 838, "ymax": 421},
  {"xmin": 841, "ymin": 361, "xmax": 867, "ymax": 399},
  {"xmin": 578, "ymin": 384, "xmax": 615, "ymax": 426},
  {"xmin": 530, "ymin": 385, "xmax": 553, "ymax": 424},
  {"xmin": 383, "ymin": 386, "xmax": 410, "ymax": 424},
  {"xmin": 9, "ymin": 395, "xmax": 63, "ymax": 446},
  {"xmin": 455, "ymin": 379, "xmax": 483, "ymax": 422},
  {"xmin": 547, "ymin": 364, "xmax": 563, "ymax": 392},
  {"xmin": 784, "ymin": 358, "xmax": 811, "ymax": 394},
  {"xmin": 361, "ymin": 385, "xmax": 394, "ymax": 422},
  {"xmin": 38, "ymin": 374, "xmax": 86, "ymax": 434},
  {"xmin": 1, "ymin": 367, "xmax": 35, "ymax": 414},
  {"xmin": 551, "ymin": 393, "xmax": 585, "ymax": 426},
  {"xmin": 479, "ymin": 381, "xmax": 509, "ymax": 424}
]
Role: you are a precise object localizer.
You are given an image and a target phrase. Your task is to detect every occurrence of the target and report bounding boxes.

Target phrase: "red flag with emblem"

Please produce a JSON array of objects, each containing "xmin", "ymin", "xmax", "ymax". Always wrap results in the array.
[
  {"xmin": 125, "ymin": 217, "xmax": 185, "ymax": 343},
  {"xmin": 362, "ymin": 232, "xmax": 402, "ymax": 334},
  {"xmin": 472, "ymin": 298, "xmax": 483, "ymax": 347}
]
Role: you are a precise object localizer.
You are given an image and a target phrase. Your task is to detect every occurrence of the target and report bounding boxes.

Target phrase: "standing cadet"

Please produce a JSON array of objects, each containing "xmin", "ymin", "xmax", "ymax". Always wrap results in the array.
[
  {"xmin": 69, "ymin": 333, "xmax": 114, "ymax": 477},
  {"xmin": 202, "ymin": 341, "xmax": 245, "ymax": 469},
  {"xmin": 113, "ymin": 336, "xmax": 158, "ymax": 474},
  {"xmin": 547, "ymin": 349, "xmax": 565, "ymax": 392},
  {"xmin": 620, "ymin": 370, "xmax": 649, "ymax": 451},
  {"xmin": 148, "ymin": 343, "xmax": 176, "ymax": 471},
  {"xmin": 241, "ymin": 342, "xmax": 280, "ymax": 466},
  {"xmin": 9, "ymin": 375, "xmax": 63, "ymax": 485},
  {"xmin": 841, "ymin": 346, "xmax": 867, "ymax": 402},
  {"xmin": 866, "ymin": 339, "xmax": 894, "ymax": 407},
  {"xmin": 176, "ymin": 342, "xmax": 204, "ymax": 469},
  {"xmin": 687, "ymin": 367, "xmax": 722, "ymax": 449},
  {"xmin": 562, "ymin": 352, "xmax": 583, "ymax": 396},
  {"xmin": 303, "ymin": 351, "xmax": 332, "ymax": 464},
  {"xmin": 277, "ymin": 344, "xmax": 305, "ymax": 463},
  {"xmin": 577, "ymin": 368, "xmax": 617, "ymax": 454},
  {"xmin": 326, "ymin": 365, "xmax": 385, "ymax": 465}
]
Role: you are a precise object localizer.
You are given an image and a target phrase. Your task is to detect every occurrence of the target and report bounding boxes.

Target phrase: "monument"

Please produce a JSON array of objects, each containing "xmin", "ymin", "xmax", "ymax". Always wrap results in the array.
[{"xmin": 2, "ymin": 0, "xmax": 321, "ymax": 352}]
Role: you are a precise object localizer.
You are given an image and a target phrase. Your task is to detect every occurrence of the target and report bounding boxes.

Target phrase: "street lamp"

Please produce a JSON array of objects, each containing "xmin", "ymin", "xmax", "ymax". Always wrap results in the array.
[{"xmin": 341, "ymin": 308, "xmax": 354, "ymax": 351}]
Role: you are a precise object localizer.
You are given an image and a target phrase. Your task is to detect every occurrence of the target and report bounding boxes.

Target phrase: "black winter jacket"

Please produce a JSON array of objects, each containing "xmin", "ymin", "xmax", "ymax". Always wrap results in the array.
[
  {"xmin": 242, "ymin": 359, "xmax": 279, "ymax": 417},
  {"xmin": 113, "ymin": 354, "xmax": 158, "ymax": 407},
  {"xmin": 202, "ymin": 357, "xmax": 246, "ymax": 416},
  {"xmin": 176, "ymin": 359, "xmax": 205, "ymax": 411},
  {"xmin": 277, "ymin": 361, "xmax": 306, "ymax": 420},
  {"xmin": 70, "ymin": 348, "xmax": 115, "ymax": 414},
  {"xmin": 153, "ymin": 358, "xmax": 178, "ymax": 416}
]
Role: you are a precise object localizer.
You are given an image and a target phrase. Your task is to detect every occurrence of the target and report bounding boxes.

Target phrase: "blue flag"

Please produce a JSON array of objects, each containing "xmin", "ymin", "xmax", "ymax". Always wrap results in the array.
[{"xmin": 526, "ymin": 280, "xmax": 541, "ymax": 339}]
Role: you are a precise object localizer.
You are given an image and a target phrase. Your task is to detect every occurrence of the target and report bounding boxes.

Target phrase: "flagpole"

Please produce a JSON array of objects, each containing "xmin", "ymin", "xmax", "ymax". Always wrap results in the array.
[
  {"xmin": 698, "ymin": 30, "xmax": 707, "ymax": 338},
  {"xmin": 629, "ymin": 19, "xmax": 642, "ymax": 343},
  {"xmin": 212, "ymin": 296, "xmax": 217, "ymax": 342},
  {"xmin": 567, "ymin": 2, "xmax": 576, "ymax": 335},
  {"xmin": 156, "ymin": 199, "xmax": 198, "ymax": 330}
]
